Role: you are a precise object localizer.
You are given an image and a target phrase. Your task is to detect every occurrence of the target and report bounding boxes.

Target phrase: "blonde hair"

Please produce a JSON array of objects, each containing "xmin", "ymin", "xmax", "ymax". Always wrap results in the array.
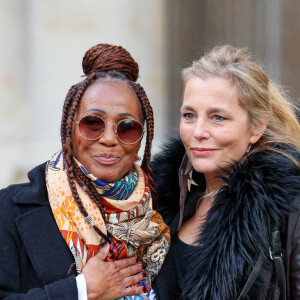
[{"xmin": 182, "ymin": 45, "xmax": 300, "ymax": 160}]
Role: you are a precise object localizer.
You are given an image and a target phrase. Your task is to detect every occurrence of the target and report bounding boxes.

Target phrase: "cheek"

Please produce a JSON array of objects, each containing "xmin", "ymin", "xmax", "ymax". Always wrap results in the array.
[
  {"xmin": 123, "ymin": 142, "xmax": 140, "ymax": 161},
  {"xmin": 216, "ymin": 125, "xmax": 248, "ymax": 146},
  {"xmin": 180, "ymin": 122, "xmax": 191, "ymax": 145},
  {"xmin": 71, "ymin": 124, "xmax": 81, "ymax": 151},
  {"xmin": 71, "ymin": 130, "xmax": 90, "ymax": 161},
  {"xmin": 128, "ymin": 143, "xmax": 140, "ymax": 157},
  {"xmin": 219, "ymin": 132, "xmax": 250, "ymax": 159}
]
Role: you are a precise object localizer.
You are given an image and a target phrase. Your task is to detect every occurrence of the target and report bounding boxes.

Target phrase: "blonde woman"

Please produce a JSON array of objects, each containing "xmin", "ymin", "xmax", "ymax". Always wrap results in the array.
[{"xmin": 152, "ymin": 45, "xmax": 300, "ymax": 299}]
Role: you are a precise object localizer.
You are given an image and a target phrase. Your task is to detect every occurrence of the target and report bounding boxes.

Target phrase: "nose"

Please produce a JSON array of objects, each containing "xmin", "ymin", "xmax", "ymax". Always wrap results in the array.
[
  {"xmin": 193, "ymin": 118, "xmax": 210, "ymax": 140},
  {"xmin": 98, "ymin": 122, "xmax": 118, "ymax": 146}
]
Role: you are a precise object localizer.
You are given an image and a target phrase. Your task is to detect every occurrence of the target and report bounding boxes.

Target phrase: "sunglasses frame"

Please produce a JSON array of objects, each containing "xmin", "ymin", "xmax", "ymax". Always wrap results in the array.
[{"xmin": 73, "ymin": 115, "xmax": 145, "ymax": 145}]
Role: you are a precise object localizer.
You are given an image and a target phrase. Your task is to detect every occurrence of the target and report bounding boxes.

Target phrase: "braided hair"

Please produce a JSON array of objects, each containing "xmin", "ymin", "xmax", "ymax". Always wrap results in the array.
[{"xmin": 60, "ymin": 44, "xmax": 156, "ymax": 242}]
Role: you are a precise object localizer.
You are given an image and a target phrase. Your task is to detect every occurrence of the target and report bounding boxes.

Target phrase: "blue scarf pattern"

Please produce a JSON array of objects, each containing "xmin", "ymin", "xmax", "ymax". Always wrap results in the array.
[{"xmin": 80, "ymin": 165, "xmax": 139, "ymax": 200}]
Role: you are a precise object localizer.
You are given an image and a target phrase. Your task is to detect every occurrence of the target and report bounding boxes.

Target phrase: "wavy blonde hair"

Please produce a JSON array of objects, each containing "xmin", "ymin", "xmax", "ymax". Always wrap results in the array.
[{"xmin": 182, "ymin": 45, "xmax": 300, "ymax": 163}]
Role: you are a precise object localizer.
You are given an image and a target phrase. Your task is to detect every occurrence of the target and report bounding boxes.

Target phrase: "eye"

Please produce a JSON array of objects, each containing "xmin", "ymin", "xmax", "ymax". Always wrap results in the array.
[
  {"xmin": 182, "ymin": 112, "xmax": 195, "ymax": 120},
  {"xmin": 212, "ymin": 115, "xmax": 224, "ymax": 121}
]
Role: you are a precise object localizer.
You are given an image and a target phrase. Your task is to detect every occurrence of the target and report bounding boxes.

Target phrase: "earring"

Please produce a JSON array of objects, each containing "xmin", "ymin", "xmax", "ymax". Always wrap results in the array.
[
  {"xmin": 187, "ymin": 168, "xmax": 198, "ymax": 192},
  {"xmin": 246, "ymin": 144, "xmax": 251, "ymax": 153},
  {"xmin": 135, "ymin": 155, "xmax": 141, "ymax": 162}
]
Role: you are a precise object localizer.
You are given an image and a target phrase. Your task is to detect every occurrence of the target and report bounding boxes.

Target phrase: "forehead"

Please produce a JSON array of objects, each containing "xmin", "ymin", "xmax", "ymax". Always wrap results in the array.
[
  {"xmin": 78, "ymin": 80, "xmax": 141, "ymax": 119},
  {"xmin": 183, "ymin": 76, "xmax": 240, "ymax": 109}
]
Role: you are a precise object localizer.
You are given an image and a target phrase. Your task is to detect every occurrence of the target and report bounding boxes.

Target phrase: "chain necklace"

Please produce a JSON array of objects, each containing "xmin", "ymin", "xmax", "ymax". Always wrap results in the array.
[{"xmin": 202, "ymin": 188, "xmax": 220, "ymax": 199}]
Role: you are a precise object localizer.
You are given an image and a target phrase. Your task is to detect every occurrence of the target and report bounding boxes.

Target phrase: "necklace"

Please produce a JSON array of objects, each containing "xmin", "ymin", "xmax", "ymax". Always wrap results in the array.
[{"xmin": 202, "ymin": 188, "xmax": 220, "ymax": 199}]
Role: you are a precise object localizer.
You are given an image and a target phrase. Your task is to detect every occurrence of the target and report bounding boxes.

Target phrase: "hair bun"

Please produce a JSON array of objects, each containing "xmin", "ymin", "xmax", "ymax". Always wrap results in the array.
[{"xmin": 82, "ymin": 43, "xmax": 139, "ymax": 82}]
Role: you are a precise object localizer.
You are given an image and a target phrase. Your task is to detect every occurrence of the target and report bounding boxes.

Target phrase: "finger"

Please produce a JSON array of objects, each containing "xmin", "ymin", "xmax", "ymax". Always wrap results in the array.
[
  {"xmin": 118, "ymin": 263, "xmax": 144, "ymax": 278},
  {"xmin": 119, "ymin": 285, "xmax": 146, "ymax": 298},
  {"xmin": 113, "ymin": 256, "xmax": 139, "ymax": 270},
  {"xmin": 95, "ymin": 242, "xmax": 110, "ymax": 260},
  {"xmin": 122, "ymin": 272, "xmax": 146, "ymax": 288}
]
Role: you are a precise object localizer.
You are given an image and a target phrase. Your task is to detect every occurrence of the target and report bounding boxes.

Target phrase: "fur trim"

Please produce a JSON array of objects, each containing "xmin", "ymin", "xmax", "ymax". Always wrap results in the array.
[
  {"xmin": 152, "ymin": 138, "xmax": 300, "ymax": 300},
  {"xmin": 152, "ymin": 137, "xmax": 186, "ymax": 224}
]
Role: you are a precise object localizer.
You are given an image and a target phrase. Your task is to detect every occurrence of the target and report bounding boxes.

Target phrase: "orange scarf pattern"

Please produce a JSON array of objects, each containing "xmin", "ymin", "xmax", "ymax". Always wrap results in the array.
[{"xmin": 46, "ymin": 150, "xmax": 170, "ymax": 286}]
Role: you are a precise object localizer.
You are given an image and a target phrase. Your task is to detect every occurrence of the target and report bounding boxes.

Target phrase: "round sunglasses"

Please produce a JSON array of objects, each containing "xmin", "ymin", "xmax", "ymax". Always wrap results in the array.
[{"xmin": 73, "ymin": 115, "xmax": 145, "ymax": 145}]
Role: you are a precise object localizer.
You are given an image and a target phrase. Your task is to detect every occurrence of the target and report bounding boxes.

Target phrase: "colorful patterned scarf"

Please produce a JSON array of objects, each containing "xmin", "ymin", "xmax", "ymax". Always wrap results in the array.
[{"xmin": 46, "ymin": 150, "xmax": 170, "ymax": 299}]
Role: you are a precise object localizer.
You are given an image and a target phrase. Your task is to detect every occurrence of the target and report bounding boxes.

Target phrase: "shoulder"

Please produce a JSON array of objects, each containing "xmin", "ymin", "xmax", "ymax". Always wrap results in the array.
[
  {"xmin": 152, "ymin": 137, "xmax": 185, "ymax": 223},
  {"xmin": 0, "ymin": 162, "xmax": 48, "ymax": 212},
  {"xmin": 239, "ymin": 145, "xmax": 300, "ymax": 196},
  {"xmin": 0, "ymin": 162, "xmax": 49, "ymax": 263},
  {"xmin": 221, "ymin": 145, "xmax": 300, "ymax": 225},
  {"xmin": 152, "ymin": 136, "xmax": 185, "ymax": 170}
]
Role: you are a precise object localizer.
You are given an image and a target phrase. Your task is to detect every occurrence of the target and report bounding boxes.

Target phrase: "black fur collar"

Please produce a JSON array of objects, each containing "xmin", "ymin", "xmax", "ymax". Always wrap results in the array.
[{"xmin": 152, "ymin": 138, "xmax": 300, "ymax": 299}]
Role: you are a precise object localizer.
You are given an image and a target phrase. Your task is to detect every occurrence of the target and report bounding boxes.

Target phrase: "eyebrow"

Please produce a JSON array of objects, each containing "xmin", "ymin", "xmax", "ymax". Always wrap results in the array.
[
  {"xmin": 85, "ymin": 108, "xmax": 135, "ymax": 118},
  {"xmin": 180, "ymin": 104, "xmax": 194, "ymax": 112},
  {"xmin": 181, "ymin": 105, "xmax": 231, "ymax": 115},
  {"xmin": 86, "ymin": 108, "xmax": 105, "ymax": 114},
  {"xmin": 206, "ymin": 107, "xmax": 230, "ymax": 114},
  {"xmin": 118, "ymin": 112, "xmax": 136, "ymax": 118}
]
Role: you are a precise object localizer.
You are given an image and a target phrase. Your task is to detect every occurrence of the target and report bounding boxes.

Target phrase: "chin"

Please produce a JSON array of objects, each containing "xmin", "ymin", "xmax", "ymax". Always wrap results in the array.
[
  {"xmin": 98, "ymin": 171, "xmax": 126, "ymax": 183},
  {"xmin": 95, "ymin": 174, "xmax": 116, "ymax": 183},
  {"xmin": 193, "ymin": 164, "xmax": 220, "ymax": 176},
  {"xmin": 191, "ymin": 160, "xmax": 214, "ymax": 172}
]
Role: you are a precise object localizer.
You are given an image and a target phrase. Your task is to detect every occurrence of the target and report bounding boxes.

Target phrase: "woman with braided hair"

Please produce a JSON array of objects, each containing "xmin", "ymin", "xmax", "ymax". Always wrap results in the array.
[{"xmin": 0, "ymin": 43, "xmax": 169, "ymax": 300}]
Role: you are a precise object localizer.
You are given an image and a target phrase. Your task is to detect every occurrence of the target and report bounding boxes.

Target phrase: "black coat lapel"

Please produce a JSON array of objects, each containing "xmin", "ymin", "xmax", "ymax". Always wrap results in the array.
[
  {"xmin": 13, "ymin": 163, "xmax": 76, "ymax": 284},
  {"xmin": 15, "ymin": 206, "xmax": 76, "ymax": 284}
]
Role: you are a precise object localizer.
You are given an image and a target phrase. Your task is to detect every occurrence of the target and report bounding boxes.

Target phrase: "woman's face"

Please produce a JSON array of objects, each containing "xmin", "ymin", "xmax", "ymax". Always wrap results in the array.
[
  {"xmin": 180, "ymin": 76, "xmax": 262, "ymax": 180},
  {"xmin": 72, "ymin": 80, "xmax": 142, "ymax": 182}
]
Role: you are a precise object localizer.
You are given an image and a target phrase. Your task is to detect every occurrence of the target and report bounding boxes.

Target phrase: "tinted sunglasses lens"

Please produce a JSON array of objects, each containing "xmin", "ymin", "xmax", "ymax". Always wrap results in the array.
[
  {"xmin": 117, "ymin": 119, "xmax": 143, "ymax": 144},
  {"xmin": 79, "ymin": 116, "xmax": 105, "ymax": 140}
]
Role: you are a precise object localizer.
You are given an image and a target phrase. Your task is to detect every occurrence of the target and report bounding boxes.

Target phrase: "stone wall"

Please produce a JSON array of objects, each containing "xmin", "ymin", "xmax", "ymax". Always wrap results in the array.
[
  {"xmin": 0, "ymin": 0, "xmax": 168, "ymax": 188},
  {"xmin": 165, "ymin": 0, "xmax": 299, "ymax": 132},
  {"xmin": 1, "ymin": 0, "xmax": 299, "ymax": 188}
]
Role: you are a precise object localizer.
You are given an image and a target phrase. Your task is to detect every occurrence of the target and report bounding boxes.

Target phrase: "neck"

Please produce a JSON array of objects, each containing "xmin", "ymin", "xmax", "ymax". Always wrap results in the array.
[{"xmin": 204, "ymin": 175, "xmax": 223, "ymax": 195}]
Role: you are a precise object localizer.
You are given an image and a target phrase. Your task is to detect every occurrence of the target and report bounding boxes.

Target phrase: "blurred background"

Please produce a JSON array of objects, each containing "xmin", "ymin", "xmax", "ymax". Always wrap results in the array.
[{"xmin": 1, "ymin": 0, "xmax": 300, "ymax": 188}]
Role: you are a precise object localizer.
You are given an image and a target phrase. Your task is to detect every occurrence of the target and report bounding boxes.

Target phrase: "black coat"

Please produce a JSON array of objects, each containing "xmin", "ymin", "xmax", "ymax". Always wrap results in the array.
[
  {"xmin": 152, "ymin": 138, "xmax": 300, "ymax": 300},
  {"xmin": 0, "ymin": 163, "xmax": 78, "ymax": 299}
]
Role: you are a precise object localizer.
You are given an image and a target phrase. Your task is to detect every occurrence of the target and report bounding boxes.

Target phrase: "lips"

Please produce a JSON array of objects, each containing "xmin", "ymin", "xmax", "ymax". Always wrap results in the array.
[
  {"xmin": 190, "ymin": 147, "xmax": 217, "ymax": 157},
  {"xmin": 94, "ymin": 154, "xmax": 120, "ymax": 165}
]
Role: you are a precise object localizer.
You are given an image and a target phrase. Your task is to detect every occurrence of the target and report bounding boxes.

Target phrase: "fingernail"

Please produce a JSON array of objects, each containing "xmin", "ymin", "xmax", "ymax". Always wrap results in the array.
[
  {"xmin": 100, "ymin": 242, "xmax": 109, "ymax": 249},
  {"xmin": 136, "ymin": 257, "xmax": 139, "ymax": 263},
  {"xmin": 142, "ymin": 286, "xmax": 147, "ymax": 293},
  {"xmin": 142, "ymin": 272, "xmax": 146, "ymax": 277},
  {"xmin": 141, "ymin": 264, "xmax": 146, "ymax": 270}
]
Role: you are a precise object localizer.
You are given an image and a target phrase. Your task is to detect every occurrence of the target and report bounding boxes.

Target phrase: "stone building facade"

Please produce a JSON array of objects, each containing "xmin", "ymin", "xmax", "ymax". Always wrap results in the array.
[{"xmin": 1, "ymin": 0, "xmax": 299, "ymax": 188}]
